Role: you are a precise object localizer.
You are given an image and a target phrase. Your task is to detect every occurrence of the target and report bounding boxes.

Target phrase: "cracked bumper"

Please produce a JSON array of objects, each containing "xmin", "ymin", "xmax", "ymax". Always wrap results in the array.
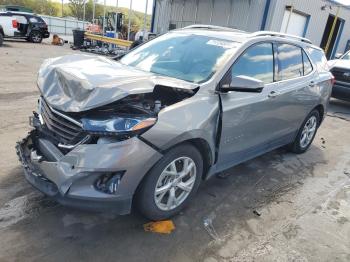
[{"xmin": 16, "ymin": 130, "xmax": 162, "ymax": 214}]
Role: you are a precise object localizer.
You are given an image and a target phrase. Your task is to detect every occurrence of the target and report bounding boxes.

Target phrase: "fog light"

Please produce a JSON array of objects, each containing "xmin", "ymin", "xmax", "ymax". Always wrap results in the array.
[{"xmin": 95, "ymin": 172, "xmax": 124, "ymax": 194}]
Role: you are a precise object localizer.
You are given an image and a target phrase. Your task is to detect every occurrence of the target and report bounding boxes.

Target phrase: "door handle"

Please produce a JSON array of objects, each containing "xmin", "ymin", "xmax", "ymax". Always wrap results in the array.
[
  {"xmin": 268, "ymin": 91, "xmax": 280, "ymax": 98},
  {"xmin": 309, "ymin": 81, "xmax": 315, "ymax": 87}
]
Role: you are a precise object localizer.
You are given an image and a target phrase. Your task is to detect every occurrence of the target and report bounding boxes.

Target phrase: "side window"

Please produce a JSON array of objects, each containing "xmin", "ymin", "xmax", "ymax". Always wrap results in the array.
[
  {"xmin": 29, "ymin": 17, "xmax": 39, "ymax": 23},
  {"xmin": 231, "ymin": 43, "xmax": 274, "ymax": 84},
  {"xmin": 13, "ymin": 15, "xmax": 28, "ymax": 24},
  {"xmin": 302, "ymin": 50, "xmax": 313, "ymax": 75},
  {"xmin": 307, "ymin": 47, "xmax": 329, "ymax": 71},
  {"xmin": 277, "ymin": 44, "xmax": 303, "ymax": 80}
]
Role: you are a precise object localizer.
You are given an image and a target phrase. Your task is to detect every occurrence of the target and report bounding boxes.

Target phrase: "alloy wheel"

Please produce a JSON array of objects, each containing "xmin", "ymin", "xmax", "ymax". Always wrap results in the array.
[
  {"xmin": 154, "ymin": 157, "xmax": 197, "ymax": 211},
  {"xmin": 300, "ymin": 116, "xmax": 317, "ymax": 148},
  {"xmin": 31, "ymin": 32, "xmax": 42, "ymax": 43}
]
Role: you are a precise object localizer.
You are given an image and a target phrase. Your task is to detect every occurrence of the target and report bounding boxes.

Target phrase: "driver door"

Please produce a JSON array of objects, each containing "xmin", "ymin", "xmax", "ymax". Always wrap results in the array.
[{"xmin": 217, "ymin": 42, "xmax": 282, "ymax": 170}]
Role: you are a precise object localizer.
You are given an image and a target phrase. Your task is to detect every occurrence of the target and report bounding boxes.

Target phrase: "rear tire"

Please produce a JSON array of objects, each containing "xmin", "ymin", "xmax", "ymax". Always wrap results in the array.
[
  {"xmin": 29, "ymin": 31, "xmax": 43, "ymax": 43},
  {"xmin": 0, "ymin": 33, "xmax": 3, "ymax": 47},
  {"xmin": 136, "ymin": 143, "xmax": 203, "ymax": 220},
  {"xmin": 288, "ymin": 110, "xmax": 320, "ymax": 154}
]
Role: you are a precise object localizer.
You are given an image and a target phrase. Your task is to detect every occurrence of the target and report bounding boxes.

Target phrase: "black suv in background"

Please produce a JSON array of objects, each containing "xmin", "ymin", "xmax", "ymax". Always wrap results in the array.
[{"xmin": 0, "ymin": 11, "xmax": 49, "ymax": 43}]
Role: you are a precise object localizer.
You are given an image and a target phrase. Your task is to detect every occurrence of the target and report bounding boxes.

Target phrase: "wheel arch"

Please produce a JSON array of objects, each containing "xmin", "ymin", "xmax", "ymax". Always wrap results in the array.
[
  {"xmin": 156, "ymin": 137, "xmax": 214, "ymax": 179},
  {"xmin": 183, "ymin": 138, "xmax": 213, "ymax": 180},
  {"xmin": 313, "ymin": 104, "xmax": 325, "ymax": 125},
  {"xmin": 134, "ymin": 136, "xmax": 214, "ymax": 197}
]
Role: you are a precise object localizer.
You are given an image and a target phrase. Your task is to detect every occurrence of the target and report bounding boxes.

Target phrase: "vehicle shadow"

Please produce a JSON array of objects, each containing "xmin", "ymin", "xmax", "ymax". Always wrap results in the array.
[{"xmin": 0, "ymin": 144, "xmax": 327, "ymax": 262}]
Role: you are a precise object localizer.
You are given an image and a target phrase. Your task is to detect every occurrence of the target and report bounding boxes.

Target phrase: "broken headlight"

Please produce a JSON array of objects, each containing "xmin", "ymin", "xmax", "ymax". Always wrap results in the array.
[{"xmin": 81, "ymin": 117, "xmax": 157, "ymax": 136}]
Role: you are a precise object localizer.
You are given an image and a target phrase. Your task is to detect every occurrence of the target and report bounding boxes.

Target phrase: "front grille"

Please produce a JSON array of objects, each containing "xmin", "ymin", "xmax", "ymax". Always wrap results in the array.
[
  {"xmin": 331, "ymin": 67, "xmax": 350, "ymax": 83},
  {"xmin": 40, "ymin": 98, "xmax": 84, "ymax": 143}
]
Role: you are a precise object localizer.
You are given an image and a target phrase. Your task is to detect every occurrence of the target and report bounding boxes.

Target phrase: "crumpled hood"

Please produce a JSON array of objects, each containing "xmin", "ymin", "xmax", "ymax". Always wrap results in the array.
[
  {"xmin": 38, "ymin": 54, "xmax": 198, "ymax": 112},
  {"xmin": 328, "ymin": 59, "xmax": 350, "ymax": 70}
]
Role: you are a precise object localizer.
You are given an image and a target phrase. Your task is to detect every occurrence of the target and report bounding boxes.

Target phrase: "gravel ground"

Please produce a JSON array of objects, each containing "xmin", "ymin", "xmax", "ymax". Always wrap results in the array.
[{"xmin": 0, "ymin": 40, "xmax": 349, "ymax": 262}]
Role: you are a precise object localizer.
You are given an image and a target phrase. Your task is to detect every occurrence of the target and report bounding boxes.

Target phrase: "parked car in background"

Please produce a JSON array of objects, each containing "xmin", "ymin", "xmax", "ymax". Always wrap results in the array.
[
  {"xmin": 16, "ymin": 26, "xmax": 333, "ymax": 220},
  {"xmin": 0, "ymin": 11, "xmax": 49, "ymax": 43},
  {"xmin": 328, "ymin": 50, "xmax": 350, "ymax": 102},
  {"xmin": 0, "ymin": 15, "xmax": 18, "ymax": 46}
]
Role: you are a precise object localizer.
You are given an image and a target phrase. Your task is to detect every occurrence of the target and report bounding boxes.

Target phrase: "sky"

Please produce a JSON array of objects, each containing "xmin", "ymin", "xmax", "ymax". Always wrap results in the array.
[
  {"xmin": 55, "ymin": 0, "xmax": 154, "ymax": 14},
  {"xmin": 333, "ymin": 0, "xmax": 350, "ymax": 5}
]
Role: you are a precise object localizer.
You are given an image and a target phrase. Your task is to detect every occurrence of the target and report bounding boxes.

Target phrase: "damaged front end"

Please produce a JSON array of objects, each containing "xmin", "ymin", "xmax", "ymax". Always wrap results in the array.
[
  {"xmin": 15, "ymin": 100, "xmax": 164, "ymax": 213},
  {"xmin": 16, "ymin": 54, "xmax": 199, "ymax": 214}
]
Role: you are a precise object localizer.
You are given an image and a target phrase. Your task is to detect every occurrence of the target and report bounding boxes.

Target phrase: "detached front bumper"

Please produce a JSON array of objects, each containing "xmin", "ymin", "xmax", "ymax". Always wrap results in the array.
[{"xmin": 16, "ymin": 130, "xmax": 162, "ymax": 214}]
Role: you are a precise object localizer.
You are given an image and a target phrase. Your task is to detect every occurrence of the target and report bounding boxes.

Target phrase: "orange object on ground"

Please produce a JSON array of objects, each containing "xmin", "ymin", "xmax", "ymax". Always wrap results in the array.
[{"xmin": 143, "ymin": 220, "xmax": 175, "ymax": 234}]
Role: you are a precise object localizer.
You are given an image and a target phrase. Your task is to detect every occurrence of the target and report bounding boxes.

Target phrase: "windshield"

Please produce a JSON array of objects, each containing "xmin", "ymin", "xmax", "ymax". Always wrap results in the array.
[{"xmin": 120, "ymin": 32, "xmax": 239, "ymax": 83}]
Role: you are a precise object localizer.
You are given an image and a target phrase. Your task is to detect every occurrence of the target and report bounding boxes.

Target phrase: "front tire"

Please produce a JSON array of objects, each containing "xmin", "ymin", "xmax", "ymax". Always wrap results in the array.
[
  {"xmin": 136, "ymin": 143, "xmax": 203, "ymax": 220},
  {"xmin": 288, "ymin": 110, "xmax": 320, "ymax": 154},
  {"xmin": 0, "ymin": 33, "xmax": 3, "ymax": 47}
]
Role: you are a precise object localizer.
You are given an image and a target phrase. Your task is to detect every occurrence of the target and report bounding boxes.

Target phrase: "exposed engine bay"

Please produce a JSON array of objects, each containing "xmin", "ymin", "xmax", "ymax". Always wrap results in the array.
[
  {"xmin": 33, "ymin": 85, "xmax": 197, "ymax": 153},
  {"xmin": 76, "ymin": 85, "xmax": 198, "ymax": 118}
]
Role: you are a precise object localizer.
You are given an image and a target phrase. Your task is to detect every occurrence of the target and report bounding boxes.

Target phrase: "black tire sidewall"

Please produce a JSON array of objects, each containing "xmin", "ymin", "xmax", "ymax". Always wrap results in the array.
[
  {"xmin": 136, "ymin": 143, "xmax": 203, "ymax": 220},
  {"xmin": 0, "ymin": 34, "xmax": 3, "ymax": 47},
  {"xmin": 30, "ymin": 31, "xmax": 42, "ymax": 43},
  {"xmin": 291, "ymin": 110, "xmax": 320, "ymax": 153}
]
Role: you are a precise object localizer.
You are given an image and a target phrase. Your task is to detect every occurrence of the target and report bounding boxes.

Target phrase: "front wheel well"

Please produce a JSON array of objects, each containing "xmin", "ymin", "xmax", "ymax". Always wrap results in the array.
[
  {"xmin": 186, "ymin": 138, "xmax": 213, "ymax": 179},
  {"xmin": 160, "ymin": 138, "xmax": 213, "ymax": 180}
]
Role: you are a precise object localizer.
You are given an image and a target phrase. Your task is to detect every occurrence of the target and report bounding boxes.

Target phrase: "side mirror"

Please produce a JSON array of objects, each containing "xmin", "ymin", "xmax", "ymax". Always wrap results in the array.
[
  {"xmin": 335, "ymin": 53, "xmax": 343, "ymax": 59},
  {"xmin": 220, "ymin": 75, "xmax": 264, "ymax": 93}
]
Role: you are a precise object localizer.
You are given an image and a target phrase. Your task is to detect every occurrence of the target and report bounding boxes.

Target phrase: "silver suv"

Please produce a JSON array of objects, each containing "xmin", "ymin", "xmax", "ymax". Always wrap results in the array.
[{"xmin": 16, "ymin": 25, "xmax": 333, "ymax": 220}]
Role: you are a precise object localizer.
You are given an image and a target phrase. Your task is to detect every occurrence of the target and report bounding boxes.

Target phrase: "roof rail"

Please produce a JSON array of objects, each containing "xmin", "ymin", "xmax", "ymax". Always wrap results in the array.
[
  {"xmin": 251, "ymin": 31, "xmax": 312, "ymax": 44},
  {"xmin": 183, "ymin": 24, "xmax": 246, "ymax": 33}
]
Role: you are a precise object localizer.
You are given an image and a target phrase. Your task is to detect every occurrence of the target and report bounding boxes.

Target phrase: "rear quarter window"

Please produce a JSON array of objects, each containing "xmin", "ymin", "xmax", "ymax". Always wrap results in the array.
[
  {"xmin": 29, "ymin": 17, "xmax": 39, "ymax": 23},
  {"xmin": 13, "ymin": 15, "xmax": 27, "ymax": 24},
  {"xmin": 302, "ymin": 50, "xmax": 313, "ymax": 75},
  {"xmin": 307, "ymin": 47, "xmax": 329, "ymax": 71}
]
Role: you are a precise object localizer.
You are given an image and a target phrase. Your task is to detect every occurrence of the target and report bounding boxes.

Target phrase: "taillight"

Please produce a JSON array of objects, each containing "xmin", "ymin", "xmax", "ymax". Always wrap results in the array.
[
  {"xmin": 12, "ymin": 19, "xmax": 18, "ymax": 28},
  {"xmin": 331, "ymin": 75, "xmax": 335, "ymax": 86}
]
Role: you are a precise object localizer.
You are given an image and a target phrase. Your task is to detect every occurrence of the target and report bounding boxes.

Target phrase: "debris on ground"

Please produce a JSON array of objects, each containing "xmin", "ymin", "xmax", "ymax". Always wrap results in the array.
[
  {"xmin": 51, "ymin": 34, "xmax": 64, "ymax": 46},
  {"xmin": 253, "ymin": 210, "xmax": 261, "ymax": 217},
  {"xmin": 143, "ymin": 220, "xmax": 175, "ymax": 234},
  {"xmin": 206, "ymin": 191, "xmax": 217, "ymax": 198},
  {"xmin": 216, "ymin": 172, "xmax": 231, "ymax": 179},
  {"xmin": 203, "ymin": 217, "xmax": 220, "ymax": 241}
]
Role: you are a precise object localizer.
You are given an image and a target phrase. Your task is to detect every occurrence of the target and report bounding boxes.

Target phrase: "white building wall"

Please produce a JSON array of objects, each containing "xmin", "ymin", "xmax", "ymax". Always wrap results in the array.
[
  {"xmin": 153, "ymin": 0, "xmax": 350, "ymax": 56},
  {"xmin": 153, "ymin": 0, "xmax": 268, "ymax": 34}
]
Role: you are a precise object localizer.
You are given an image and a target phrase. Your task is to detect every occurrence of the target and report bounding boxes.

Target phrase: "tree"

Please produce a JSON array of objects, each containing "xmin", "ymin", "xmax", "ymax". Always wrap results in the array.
[
  {"xmin": 0, "ymin": 0, "xmax": 60, "ymax": 16},
  {"xmin": 68, "ymin": 0, "xmax": 87, "ymax": 20}
]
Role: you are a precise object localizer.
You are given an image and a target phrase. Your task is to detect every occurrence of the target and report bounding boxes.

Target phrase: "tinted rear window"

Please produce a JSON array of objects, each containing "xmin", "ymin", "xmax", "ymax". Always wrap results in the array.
[
  {"xmin": 30, "ymin": 16, "xmax": 45, "ymax": 23},
  {"xmin": 307, "ymin": 47, "xmax": 328, "ymax": 71}
]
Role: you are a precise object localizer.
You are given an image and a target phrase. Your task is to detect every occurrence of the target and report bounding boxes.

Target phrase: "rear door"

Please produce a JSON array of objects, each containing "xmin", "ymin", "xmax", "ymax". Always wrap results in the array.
[
  {"xmin": 12, "ymin": 14, "xmax": 29, "ymax": 36},
  {"xmin": 269, "ymin": 43, "xmax": 317, "ymax": 145}
]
